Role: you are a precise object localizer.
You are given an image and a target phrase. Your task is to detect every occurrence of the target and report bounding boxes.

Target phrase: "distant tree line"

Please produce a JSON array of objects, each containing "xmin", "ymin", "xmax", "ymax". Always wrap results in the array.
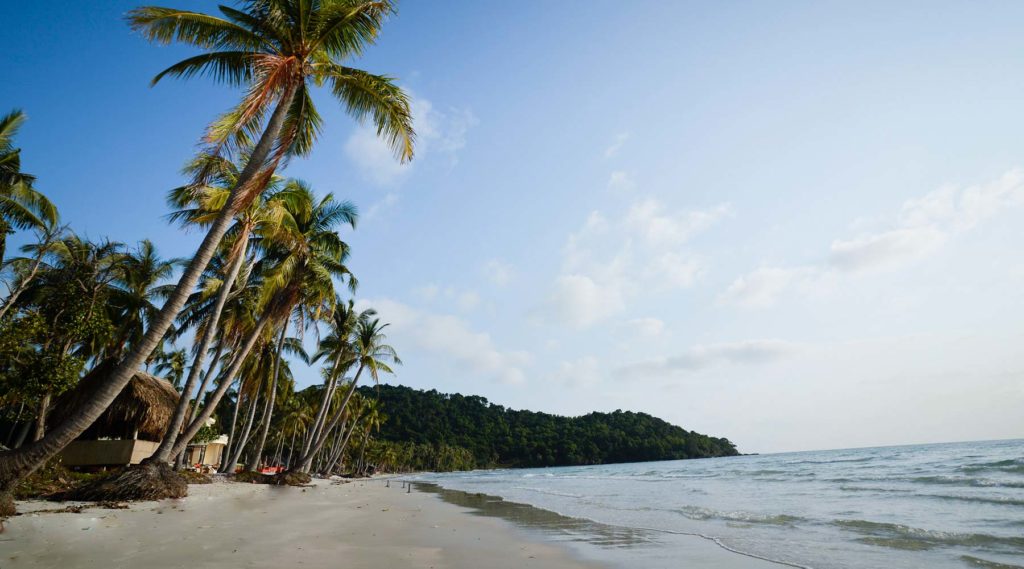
[{"xmin": 360, "ymin": 384, "xmax": 739, "ymax": 470}]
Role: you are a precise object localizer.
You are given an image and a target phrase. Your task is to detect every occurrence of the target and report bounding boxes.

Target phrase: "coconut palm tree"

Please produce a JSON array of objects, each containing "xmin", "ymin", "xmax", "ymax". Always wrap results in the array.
[
  {"xmin": 0, "ymin": 223, "xmax": 67, "ymax": 321},
  {"xmin": 0, "ymin": 0, "xmax": 413, "ymax": 507},
  {"xmin": 108, "ymin": 240, "xmax": 183, "ymax": 359},
  {"xmin": 0, "ymin": 110, "xmax": 57, "ymax": 266},
  {"xmin": 151, "ymin": 155, "xmax": 293, "ymax": 468},
  {"xmin": 168, "ymin": 183, "xmax": 356, "ymax": 464},
  {"xmin": 291, "ymin": 315, "xmax": 399, "ymax": 473},
  {"xmin": 153, "ymin": 348, "xmax": 189, "ymax": 390},
  {"xmin": 300, "ymin": 297, "xmax": 371, "ymax": 458}
]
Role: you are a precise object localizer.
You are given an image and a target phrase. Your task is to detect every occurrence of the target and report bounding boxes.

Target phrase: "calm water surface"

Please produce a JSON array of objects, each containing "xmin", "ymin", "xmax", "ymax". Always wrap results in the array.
[{"xmin": 414, "ymin": 439, "xmax": 1024, "ymax": 569}]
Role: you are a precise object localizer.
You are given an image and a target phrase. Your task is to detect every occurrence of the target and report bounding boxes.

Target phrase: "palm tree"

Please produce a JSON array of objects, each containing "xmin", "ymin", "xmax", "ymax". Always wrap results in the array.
[
  {"xmin": 168, "ymin": 183, "xmax": 356, "ymax": 464},
  {"xmin": 151, "ymin": 155, "xmax": 292, "ymax": 468},
  {"xmin": 153, "ymin": 348, "xmax": 189, "ymax": 389},
  {"xmin": 291, "ymin": 315, "xmax": 399, "ymax": 473},
  {"xmin": 0, "ymin": 0, "xmax": 413, "ymax": 505},
  {"xmin": 0, "ymin": 223, "xmax": 66, "ymax": 321},
  {"xmin": 109, "ymin": 240, "xmax": 182, "ymax": 359},
  {"xmin": 0, "ymin": 110, "xmax": 58, "ymax": 266},
  {"xmin": 302, "ymin": 298, "xmax": 371, "ymax": 457}
]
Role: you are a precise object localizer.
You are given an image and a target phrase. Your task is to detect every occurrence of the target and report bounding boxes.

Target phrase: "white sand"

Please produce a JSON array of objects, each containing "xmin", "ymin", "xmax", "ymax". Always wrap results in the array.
[
  {"xmin": 3, "ymin": 479, "xmax": 599, "ymax": 569},
  {"xmin": 2, "ymin": 478, "xmax": 786, "ymax": 569}
]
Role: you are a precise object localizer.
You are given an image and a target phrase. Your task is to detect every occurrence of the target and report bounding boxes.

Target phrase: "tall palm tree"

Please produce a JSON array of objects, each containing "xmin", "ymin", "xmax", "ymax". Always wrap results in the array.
[
  {"xmin": 291, "ymin": 315, "xmax": 399, "ymax": 473},
  {"xmin": 152, "ymin": 155, "xmax": 292, "ymax": 467},
  {"xmin": 302, "ymin": 298, "xmax": 371, "ymax": 457},
  {"xmin": 0, "ymin": 0, "xmax": 413, "ymax": 503},
  {"xmin": 0, "ymin": 110, "xmax": 57, "ymax": 266},
  {"xmin": 168, "ymin": 183, "xmax": 356, "ymax": 463}
]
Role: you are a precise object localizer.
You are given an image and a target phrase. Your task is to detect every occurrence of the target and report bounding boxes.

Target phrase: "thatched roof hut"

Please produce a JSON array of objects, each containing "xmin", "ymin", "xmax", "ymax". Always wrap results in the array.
[{"xmin": 49, "ymin": 362, "xmax": 182, "ymax": 442}]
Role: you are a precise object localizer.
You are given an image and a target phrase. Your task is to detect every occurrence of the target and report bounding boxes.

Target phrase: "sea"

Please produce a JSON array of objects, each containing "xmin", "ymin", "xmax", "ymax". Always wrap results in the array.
[{"xmin": 411, "ymin": 439, "xmax": 1024, "ymax": 569}]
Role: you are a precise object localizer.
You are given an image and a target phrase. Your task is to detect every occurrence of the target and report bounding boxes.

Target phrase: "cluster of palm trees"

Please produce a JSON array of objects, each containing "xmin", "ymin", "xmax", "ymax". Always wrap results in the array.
[{"xmin": 0, "ymin": 0, "xmax": 418, "ymax": 512}]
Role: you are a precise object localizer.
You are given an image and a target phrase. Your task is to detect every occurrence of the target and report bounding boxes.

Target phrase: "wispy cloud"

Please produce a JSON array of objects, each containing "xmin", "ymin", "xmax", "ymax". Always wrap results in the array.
[
  {"xmin": 482, "ymin": 259, "xmax": 514, "ymax": 286},
  {"xmin": 721, "ymin": 169, "xmax": 1024, "ymax": 308},
  {"xmin": 549, "ymin": 197, "xmax": 730, "ymax": 328},
  {"xmin": 615, "ymin": 339, "xmax": 799, "ymax": 379},
  {"xmin": 344, "ymin": 92, "xmax": 478, "ymax": 186},
  {"xmin": 604, "ymin": 132, "xmax": 631, "ymax": 158},
  {"xmin": 359, "ymin": 297, "xmax": 530, "ymax": 385}
]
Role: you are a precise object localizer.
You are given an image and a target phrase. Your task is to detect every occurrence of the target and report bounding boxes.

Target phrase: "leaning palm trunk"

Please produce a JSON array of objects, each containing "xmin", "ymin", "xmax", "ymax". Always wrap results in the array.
[
  {"xmin": 221, "ymin": 386, "xmax": 262, "ymax": 473},
  {"xmin": 220, "ymin": 377, "xmax": 243, "ymax": 470},
  {"xmin": 301, "ymin": 352, "xmax": 344, "ymax": 458},
  {"xmin": 292, "ymin": 365, "xmax": 364, "ymax": 473},
  {"xmin": 0, "ymin": 87, "xmax": 297, "ymax": 509},
  {"xmin": 327, "ymin": 416, "xmax": 360, "ymax": 475},
  {"xmin": 148, "ymin": 227, "xmax": 251, "ymax": 466},
  {"xmin": 245, "ymin": 325, "xmax": 286, "ymax": 472},
  {"xmin": 174, "ymin": 338, "xmax": 228, "ymax": 469},
  {"xmin": 168, "ymin": 314, "xmax": 271, "ymax": 461}
]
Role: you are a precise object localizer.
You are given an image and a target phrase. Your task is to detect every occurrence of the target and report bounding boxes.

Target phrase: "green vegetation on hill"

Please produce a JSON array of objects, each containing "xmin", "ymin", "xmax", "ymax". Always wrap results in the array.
[{"xmin": 360, "ymin": 384, "xmax": 738, "ymax": 469}]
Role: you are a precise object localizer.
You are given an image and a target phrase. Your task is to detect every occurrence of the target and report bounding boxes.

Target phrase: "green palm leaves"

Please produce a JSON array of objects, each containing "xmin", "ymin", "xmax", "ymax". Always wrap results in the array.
[
  {"xmin": 0, "ymin": 110, "xmax": 58, "ymax": 264},
  {"xmin": 128, "ymin": 0, "xmax": 414, "ymax": 163}
]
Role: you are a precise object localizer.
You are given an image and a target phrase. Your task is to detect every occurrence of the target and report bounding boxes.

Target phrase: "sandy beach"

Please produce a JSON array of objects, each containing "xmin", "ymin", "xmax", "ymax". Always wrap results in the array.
[
  {"xmin": 1, "ymin": 477, "xmax": 789, "ymax": 569},
  {"xmin": 4, "ymin": 478, "xmax": 599, "ymax": 569}
]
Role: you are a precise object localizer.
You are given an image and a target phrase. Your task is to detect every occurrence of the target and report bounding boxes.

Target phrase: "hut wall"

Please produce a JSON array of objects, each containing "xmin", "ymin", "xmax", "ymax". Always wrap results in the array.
[{"xmin": 59, "ymin": 440, "xmax": 161, "ymax": 467}]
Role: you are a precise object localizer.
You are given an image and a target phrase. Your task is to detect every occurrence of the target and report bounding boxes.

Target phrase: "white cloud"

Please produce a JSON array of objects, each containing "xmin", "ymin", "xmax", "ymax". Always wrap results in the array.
[
  {"xmin": 359, "ymin": 298, "xmax": 530, "ymax": 385},
  {"xmin": 364, "ymin": 193, "xmax": 399, "ymax": 220},
  {"xmin": 344, "ymin": 92, "xmax": 477, "ymax": 186},
  {"xmin": 413, "ymin": 283, "xmax": 440, "ymax": 301},
  {"xmin": 482, "ymin": 259, "xmax": 513, "ymax": 286},
  {"xmin": 626, "ymin": 317, "xmax": 666, "ymax": 338},
  {"xmin": 344, "ymin": 127, "xmax": 408, "ymax": 186},
  {"xmin": 607, "ymin": 170, "xmax": 636, "ymax": 193},
  {"xmin": 719, "ymin": 267, "xmax": 813, "ymax": 308},
  {"xmin": 722, "ymin": 169, "xmax": 1024, "ymax": 307},
  {"xmin": 549, "ymin": 199, "xmax": 728, "ymax": 328},
  {"xmin": 616, "ymin": 339, "xmax": 799, "ymax": 379},
  {"xmin": 549, "ymin": 356, "xmax": 602, "ymax": 387},
  {"xmin": 625, "ymin": 199, "xmax": 732, "ymax": 246},
  {"xmin": 456, "ymin": 290, "xmax": 481, "ymax": 312},
  {"xmin": 604, "ymin": 132, "xmax": 631, "ymax": 158},
  {"xmin": 550, "ymin": 274, "xmax": 625, "ymax": 329}
]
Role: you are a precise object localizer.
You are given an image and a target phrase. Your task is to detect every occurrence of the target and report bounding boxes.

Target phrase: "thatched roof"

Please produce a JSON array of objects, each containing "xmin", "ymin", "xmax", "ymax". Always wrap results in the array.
[{"xmin": 49, "ymin": 361, "xmax": 182, "ymax": 442}]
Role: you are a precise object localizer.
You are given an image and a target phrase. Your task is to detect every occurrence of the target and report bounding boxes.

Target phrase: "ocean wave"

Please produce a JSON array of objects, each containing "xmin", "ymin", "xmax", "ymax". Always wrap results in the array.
[
  {"xmin": 833, "ymin": 519, "xmax": 1024, "ymax": 552},
  {"xmin": 961, "ymin": 459, "xmax": 1024, "ymax": 475},
  {"xmin": 909, "ymin": 476, "xmax": 1024, "ymax": 489},
  {"xmin": 510, "ymin": 486, "xmax": 583, "ymax": 498},
  {"xmin": 960, "ymin": 555, "xmax": 1024, "ymax": 569},
  {"xmin": 917, "ymin": 493, "xmax": 1024, "ymax": 507},
  {"xmin": 674, "ymin": 505, "xmax": 806, "ymax": 526}
]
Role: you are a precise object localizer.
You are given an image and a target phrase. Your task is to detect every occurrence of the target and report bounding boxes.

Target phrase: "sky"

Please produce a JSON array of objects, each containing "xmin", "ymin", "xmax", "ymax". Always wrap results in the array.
[{"xmin": 3, "ymin": 1, "xmax": 1024, "ymax": 453}]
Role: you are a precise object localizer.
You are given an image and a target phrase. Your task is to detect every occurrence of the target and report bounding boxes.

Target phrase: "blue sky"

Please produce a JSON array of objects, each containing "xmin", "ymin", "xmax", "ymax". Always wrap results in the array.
[{"xmin": 4, "ymin": 1, "xmax": 1024, "ymax": 452}]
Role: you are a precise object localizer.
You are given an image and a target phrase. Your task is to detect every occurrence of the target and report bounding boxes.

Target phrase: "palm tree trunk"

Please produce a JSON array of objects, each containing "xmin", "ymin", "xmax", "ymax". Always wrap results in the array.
[
  {"xmin": 220, "ymin": 378, "xmax": 242, "ymax": 470},
  {"xmin": 168, "ymin": 313, "xmax": 271, "ymax": 461},
  {"xmin": 188, "ymin": 339, "xmax": 228, "ymax": 425},
  {"xmin": 301, "ymin": 351, "xmax": 344, "ymax": 458},
  {"xmin": 31, "ymin": 393, "xmax": 50, "ymax": 442},
  {"xmin": 0, "ymin": 86, "xmax": 298, "ymax": 501},
  {"xmin": 222, "ymin": 389, "xmax": 261, "ymax": 473},
  {"xmin": 286, "ymin": 428, "xmax": 297, "ymax": 468},
  {"xmin": 293, "ymin": 365, "xmax": 364, "ymax": 473},
  {"xmin": 272, "ymin": 433, "xmax": 283, "ymax": 467},
  {"xmin": 245, "ymin": 324, "xmax": 286, "ymax": 472},
  {"xmin": 148, "ymin": 227, "xmax": 250, "ymax": 465},
  {"xmin": 356, "ymin": 430, "xmax": 371, "ymax": 476}
]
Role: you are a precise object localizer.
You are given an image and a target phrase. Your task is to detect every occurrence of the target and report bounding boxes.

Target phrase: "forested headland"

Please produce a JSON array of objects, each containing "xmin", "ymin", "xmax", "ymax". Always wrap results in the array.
[{"xmin": 355, "ymin": 384, "xmax": 739, "ymax": 471}]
